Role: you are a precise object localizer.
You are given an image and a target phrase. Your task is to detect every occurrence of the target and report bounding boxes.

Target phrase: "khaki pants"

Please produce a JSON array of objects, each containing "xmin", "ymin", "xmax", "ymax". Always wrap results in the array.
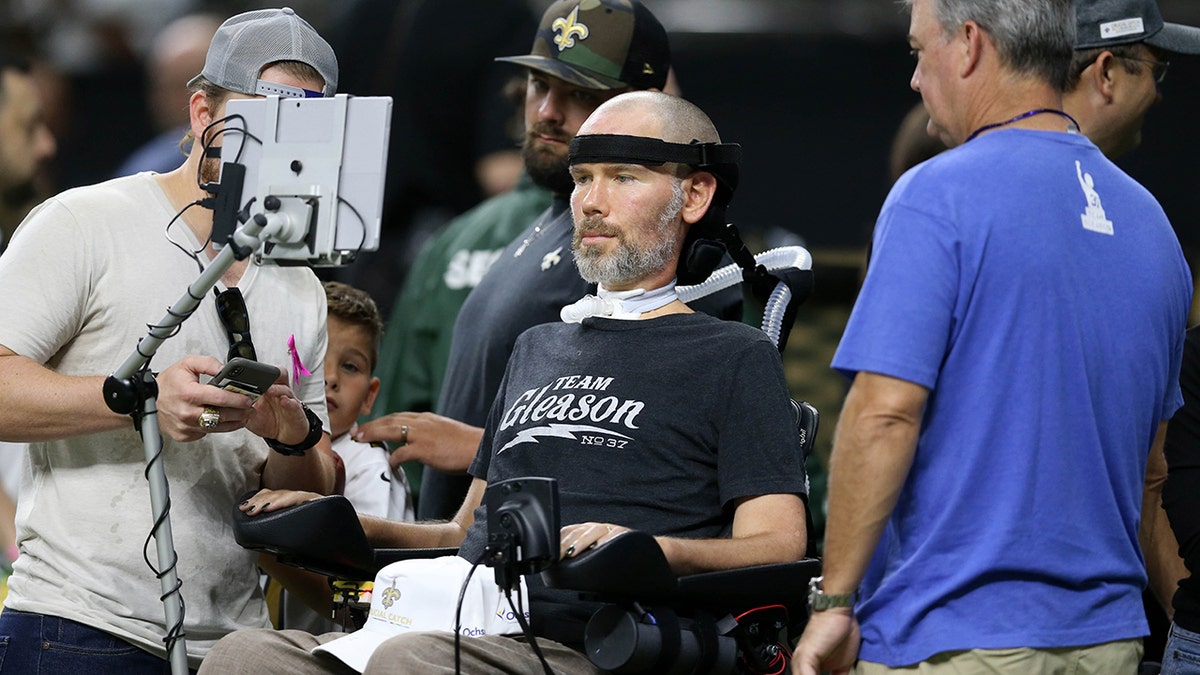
[
  {"xmin": 854, "ymin": 638, "xmax": 1142, "ymax": 675},
  {"xmin": 198, "ymin": 628, "xmax": 603, "ymax": 675}
]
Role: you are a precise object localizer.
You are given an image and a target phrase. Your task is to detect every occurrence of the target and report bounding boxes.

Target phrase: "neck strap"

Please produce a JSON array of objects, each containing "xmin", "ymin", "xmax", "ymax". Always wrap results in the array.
[{"xmin": 966, "ymin": 108, "xmax": 1080, "ymax": 143}]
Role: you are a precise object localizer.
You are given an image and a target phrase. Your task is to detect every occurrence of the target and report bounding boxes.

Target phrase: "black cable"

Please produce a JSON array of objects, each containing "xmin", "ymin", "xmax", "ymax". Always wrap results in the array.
[
  {"xmin": 336, "ymin": 196, "xmax": 368, "ymax": 257},
  {"xmin": 505, "ymin": 588, "xmax": 555, "ymax": 675},
  {"xmin": 163, "ymin": 199, "xmax": 211, "ymax": 274},
  {"xmin": 196, "ymin": 113, "xmax": 261, "ymax": 194},
  {"xmin": 454, "ymin": 558, "xmax": 482, "ymax": 675}
]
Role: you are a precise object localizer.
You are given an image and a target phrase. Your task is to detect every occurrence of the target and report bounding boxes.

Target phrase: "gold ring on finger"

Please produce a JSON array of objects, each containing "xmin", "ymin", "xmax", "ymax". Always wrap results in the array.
[{"xmin": 198, "ymin": 406, "xmax": 220, "ymax": 431}]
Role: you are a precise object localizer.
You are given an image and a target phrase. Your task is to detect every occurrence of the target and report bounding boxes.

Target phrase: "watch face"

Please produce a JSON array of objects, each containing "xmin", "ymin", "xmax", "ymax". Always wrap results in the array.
[{"xmin": 808, "ymin": 576, "xmax": 855, "ymax": 612}]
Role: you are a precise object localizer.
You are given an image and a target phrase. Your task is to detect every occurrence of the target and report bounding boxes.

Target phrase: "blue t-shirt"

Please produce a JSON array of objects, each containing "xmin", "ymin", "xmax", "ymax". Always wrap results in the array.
[{"xmin": 833, "ymin": 129, "xmax": 1191, "ymax": 666}]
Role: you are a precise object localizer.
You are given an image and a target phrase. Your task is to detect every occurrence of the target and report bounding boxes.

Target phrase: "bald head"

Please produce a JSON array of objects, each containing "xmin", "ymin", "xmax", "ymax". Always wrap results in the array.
[{"xmin": 578, "ymin": 91, "xmax": 720, "ymax": 145}]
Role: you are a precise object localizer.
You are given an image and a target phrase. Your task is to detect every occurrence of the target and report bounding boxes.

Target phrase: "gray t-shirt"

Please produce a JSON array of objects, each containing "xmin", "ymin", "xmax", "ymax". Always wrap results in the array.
[
  {"xmin": 428, "ymin": 199, "xmax": 743, "ymax": 520},
  {"xmin": 459, "ymin": 312, "xmax": 808, "ymax": 647}
]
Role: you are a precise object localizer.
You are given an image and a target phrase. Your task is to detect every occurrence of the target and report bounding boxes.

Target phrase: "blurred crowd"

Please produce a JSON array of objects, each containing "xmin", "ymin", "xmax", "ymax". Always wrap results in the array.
[{"xmin": 0, "ymin": 0, "xmax": 545, "ymax": 306}]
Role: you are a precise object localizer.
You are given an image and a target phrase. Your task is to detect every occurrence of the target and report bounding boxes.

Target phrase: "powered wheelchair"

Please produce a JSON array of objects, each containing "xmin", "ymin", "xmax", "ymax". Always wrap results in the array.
[{"xmin": 233, "ymin": 241, "xmax": 823, "ymax": 674}]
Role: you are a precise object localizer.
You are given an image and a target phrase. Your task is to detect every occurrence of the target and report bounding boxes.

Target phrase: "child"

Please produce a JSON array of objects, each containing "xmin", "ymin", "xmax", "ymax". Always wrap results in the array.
[
  {"xmin": 322, "ymin": 281, "xmax": 414, "ymax": 521},
  {"xmin": 269, "ymin": 281, "xmax": 413, "ymax": 632}
]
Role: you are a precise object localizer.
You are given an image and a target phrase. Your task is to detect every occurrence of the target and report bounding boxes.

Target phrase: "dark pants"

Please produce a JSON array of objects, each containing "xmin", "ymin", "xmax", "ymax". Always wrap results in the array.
[{"xmin": 0, "ymin": 608, "xmax": 187, "ymax": 674}]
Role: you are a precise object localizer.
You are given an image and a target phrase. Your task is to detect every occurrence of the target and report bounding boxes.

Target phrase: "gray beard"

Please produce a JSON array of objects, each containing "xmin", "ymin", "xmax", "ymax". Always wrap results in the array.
[{"xmin": 573, "ymin": 181, "xmax": 685, "ymax": 287}]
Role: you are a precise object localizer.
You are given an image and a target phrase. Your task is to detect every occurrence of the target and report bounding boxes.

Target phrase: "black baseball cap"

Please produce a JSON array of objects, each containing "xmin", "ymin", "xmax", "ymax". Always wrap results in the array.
[{"xmin": 1075, "ymin": 0, "xmax": 1200, "ymax": 54}]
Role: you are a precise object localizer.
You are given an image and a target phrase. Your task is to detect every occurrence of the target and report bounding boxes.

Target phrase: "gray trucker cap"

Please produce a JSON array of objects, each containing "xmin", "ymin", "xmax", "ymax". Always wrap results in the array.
[{"xmin": 188, "ymin": 7, "xmax": 338, "ymax": 97}]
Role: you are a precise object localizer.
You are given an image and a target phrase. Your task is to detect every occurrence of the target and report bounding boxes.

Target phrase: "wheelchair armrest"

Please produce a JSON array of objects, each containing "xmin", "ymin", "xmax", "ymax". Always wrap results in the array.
[
  {"xmin": 542, "ymin": 530, "xmax": 678, "ymax": 601},
  {"xmin": 675, "ymin": 558, "xmax": 821, "ymax": 609},
  {"xmin": 233, "ymin": 494, "xmax": 462, "ymax": 580},
  {"xmin": 233, "ymin": 494, "xmax": 378, "ymax": 579},
  {"xmin": 543, "ymin": 530, "xmax": 821, "ymax": 614}
]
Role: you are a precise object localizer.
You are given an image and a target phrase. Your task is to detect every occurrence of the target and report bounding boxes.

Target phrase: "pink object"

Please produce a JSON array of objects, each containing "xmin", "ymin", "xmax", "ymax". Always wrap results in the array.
[{"xmin": 288, "ymin": 334, "xmax": 312, "ymax": 385}]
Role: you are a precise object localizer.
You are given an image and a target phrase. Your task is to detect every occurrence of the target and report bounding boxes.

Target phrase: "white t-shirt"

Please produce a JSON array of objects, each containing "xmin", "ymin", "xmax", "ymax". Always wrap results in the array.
[
  {"xmin": 334, "ymin": 431, "xmax": 414, "ymax": 521},
  {"xmin": 0, "ymin": 173, "xmax": 329, "ymax": 667}
]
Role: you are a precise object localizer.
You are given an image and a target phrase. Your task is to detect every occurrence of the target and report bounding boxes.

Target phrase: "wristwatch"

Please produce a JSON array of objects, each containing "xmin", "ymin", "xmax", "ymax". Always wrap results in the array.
[
  {"xmin": 265, "ymin": 403, "xmax": 324, "ymax": 456},
  {"xmin": 808, "ymin": 575, "xmax": 857, "ymax": 612}
]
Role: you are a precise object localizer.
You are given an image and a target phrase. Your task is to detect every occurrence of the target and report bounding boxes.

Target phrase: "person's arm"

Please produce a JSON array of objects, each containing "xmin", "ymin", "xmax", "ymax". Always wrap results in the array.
[
  {"xmin": 792, "ymin": 371, "xmax": 927, "ymax": 675},
  {"xmin": 0, "ymin": 348, "xmax": 269, "ymax": 443},
  {"xmin": 242, "ymin": 477, "xmax": 487, "ymax": 550},
  {"xmin": 0, "ymin": 347, "xmax": 129, "ymax": 440},
  {"xmin": 0, "ymin": 482, "xmax": 16, "ymax": 561},
  {"xmin": 260, "ymin": 433, "xmax": 338, "ymax": 496},
  {"xmin": 560, "ymin": 493, "xmax": 807, "ymax": 577},
  {"xmin": 360, "ymin": 477, "xmax": 484, "ymax": 549},
  {"xmin": 1142, "ymin": 421, "xmax": 1186, "ymax": 619},
  {"xmin": 353, "ymin": 412, "xmax": 483, "ymax": 473}
]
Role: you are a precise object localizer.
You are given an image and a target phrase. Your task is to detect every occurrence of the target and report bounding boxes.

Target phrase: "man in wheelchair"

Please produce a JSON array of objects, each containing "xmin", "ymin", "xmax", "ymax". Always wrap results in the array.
[{"xmin": 200, "ymin": 91, "xmax": 810, "ymax": 674}]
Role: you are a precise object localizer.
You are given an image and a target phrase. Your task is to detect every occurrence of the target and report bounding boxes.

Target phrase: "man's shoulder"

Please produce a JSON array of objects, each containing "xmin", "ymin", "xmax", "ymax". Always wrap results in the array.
[
  {"xmin": 439, "ymin": 183, "xmax": 555, "ymax": 248},
  {"xmin": 16, "ymin": 174, "xmax": 165, "ymax": 238},
  {"xmin": 53, "ymin": 173, "xmax": 159, "ymax": 206}
]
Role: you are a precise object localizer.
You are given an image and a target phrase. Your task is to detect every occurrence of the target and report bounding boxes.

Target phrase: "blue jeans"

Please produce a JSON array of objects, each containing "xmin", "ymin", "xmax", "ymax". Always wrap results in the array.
[
  {"xmin": 1163, "ymin": 622, "xmax": 1200, "ymax": 675},
  {"xmin": 0, "ymin": 608, "xmax": 186, "ymax": 674}
]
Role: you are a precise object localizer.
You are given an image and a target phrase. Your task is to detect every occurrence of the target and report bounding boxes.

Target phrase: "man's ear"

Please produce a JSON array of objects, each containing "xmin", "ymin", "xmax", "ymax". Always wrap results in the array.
[
  {"xmin": 188, "ymin": 89, "xmax": 217, "ymax": 144},
  {"xmin": 679, "ymin": 171, "xmax": 718, "ymax": 225},
  {"xmin": 960, "ymin": 20, "xmax": 984, "ymax": 78},
  {"xmin": 1090, "ymin": 51, "xmax": 1119, "ymax": 101}
]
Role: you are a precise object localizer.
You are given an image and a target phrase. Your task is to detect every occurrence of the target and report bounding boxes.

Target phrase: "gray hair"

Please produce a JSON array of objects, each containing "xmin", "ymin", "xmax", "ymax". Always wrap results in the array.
[{"xmin": 903, "ymin": 0, "xmax": 1075, "ymax": 92}]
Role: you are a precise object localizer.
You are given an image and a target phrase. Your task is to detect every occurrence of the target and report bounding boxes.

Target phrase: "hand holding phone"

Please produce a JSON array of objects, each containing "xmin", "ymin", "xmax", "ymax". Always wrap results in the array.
[{"xmin": 209, "ymin": 357, "xmax": 280, "ymax": 401}]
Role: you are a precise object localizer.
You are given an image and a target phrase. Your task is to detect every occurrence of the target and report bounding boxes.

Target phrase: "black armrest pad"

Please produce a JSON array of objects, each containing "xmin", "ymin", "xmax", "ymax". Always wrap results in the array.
[
  {"xmin": 232, "ymin": 494, "xmax": 464, "ymax": 580},
  {"xmin": 543, "ymin": 530, "xmax": 821, "ymax": 611},
  {"xmin": 542, "ymin": 530, "xmax": 677, "ymax": 600},
  {"xmin": 233, "ymin": 494, "xmax": 376, "ymax": 579},
  {"xmin": 676, "ymin": 558, "xmax": 821, "ymax": 608}
]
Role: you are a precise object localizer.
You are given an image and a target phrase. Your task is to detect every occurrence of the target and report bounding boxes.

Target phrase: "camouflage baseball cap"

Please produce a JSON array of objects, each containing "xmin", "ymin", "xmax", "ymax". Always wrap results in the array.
[{"xmin": 496, "ymin": 0, "xmax": 670, "ymax": 91}]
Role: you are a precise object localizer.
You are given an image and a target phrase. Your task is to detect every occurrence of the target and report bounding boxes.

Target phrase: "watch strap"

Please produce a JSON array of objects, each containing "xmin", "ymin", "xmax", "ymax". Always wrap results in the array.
[
  {"xmin": 808, "ymin": 575, "xmax": 858, "ymax": 612},
  {"xmin": 266, "ymin": 404, "xmax": 323, "ymax": 456}
]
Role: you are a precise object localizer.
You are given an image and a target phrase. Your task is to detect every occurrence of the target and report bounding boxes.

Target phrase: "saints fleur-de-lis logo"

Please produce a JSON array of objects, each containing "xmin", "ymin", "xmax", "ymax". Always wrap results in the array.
[
  {"xmin": 552, "ymin": 6, "xmax": 589, "ymax": 51},
  {"xmin": 380, "ymin": 580, "xmax": 401, "ymax": 609}
]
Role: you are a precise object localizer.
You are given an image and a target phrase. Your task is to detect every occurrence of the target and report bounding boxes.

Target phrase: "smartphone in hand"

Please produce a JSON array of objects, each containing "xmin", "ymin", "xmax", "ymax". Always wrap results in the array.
[{"xmin": 209, "ymin": 357, "xmax": 280, "ymax": 401}]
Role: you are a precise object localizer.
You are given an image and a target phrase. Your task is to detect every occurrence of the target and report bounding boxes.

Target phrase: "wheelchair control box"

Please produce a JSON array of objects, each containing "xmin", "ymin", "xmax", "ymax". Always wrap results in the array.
[{"xmin": 484, "ymin": 477, "xmax": 560, "ymax": 590}]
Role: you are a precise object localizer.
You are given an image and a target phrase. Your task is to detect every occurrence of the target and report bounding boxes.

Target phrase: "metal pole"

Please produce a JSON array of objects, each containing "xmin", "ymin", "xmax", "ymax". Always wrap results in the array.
[{"xmin": 105, "ymin": 216, "xmax": 272, "ymax": 674}]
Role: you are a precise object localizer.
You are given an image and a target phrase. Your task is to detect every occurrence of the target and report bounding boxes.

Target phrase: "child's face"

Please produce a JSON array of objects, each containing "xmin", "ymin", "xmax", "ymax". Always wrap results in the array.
[{"xmin": 324, "ymin": 316, "xmax": 380, "ymax": 439}]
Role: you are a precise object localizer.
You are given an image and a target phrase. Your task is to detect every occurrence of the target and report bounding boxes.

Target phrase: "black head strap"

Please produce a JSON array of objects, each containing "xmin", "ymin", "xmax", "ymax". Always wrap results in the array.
[{"xmin": 568, "ymin": 134, "xmax": 741, "ymax": 192}]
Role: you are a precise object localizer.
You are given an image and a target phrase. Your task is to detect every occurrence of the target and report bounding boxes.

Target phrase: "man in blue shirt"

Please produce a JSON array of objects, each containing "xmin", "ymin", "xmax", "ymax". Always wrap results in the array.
[{"xmin": 793, "ymin": 0, "xmax": 1191, "ymax": 672}]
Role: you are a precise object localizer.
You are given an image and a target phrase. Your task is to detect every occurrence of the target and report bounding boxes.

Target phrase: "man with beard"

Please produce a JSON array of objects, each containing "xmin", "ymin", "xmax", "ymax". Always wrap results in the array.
[
  {"xmin": 0, "ymin": 48, "xmax": 56, "ymax": 254},
  {"xmin": 363, "ymin": 0, "xmax": 678, "ymax": 520},
  {"xmin": 203, "ymin": 89, "xmax": 808, "ymax": 675},
  {"xmin": 0, "ymin": 9, "xmax": 340, "ymax": 671}
]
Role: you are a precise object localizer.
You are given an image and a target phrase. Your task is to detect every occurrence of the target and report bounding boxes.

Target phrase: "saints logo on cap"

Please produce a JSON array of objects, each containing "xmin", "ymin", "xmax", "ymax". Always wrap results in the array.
[
  {"xmin": 552, "ymin": 6, "xmax": 590, "ymax": 51},
  {"xmin": 380, "ymin": 580, "xmax": 401, "ymax": 609}
]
